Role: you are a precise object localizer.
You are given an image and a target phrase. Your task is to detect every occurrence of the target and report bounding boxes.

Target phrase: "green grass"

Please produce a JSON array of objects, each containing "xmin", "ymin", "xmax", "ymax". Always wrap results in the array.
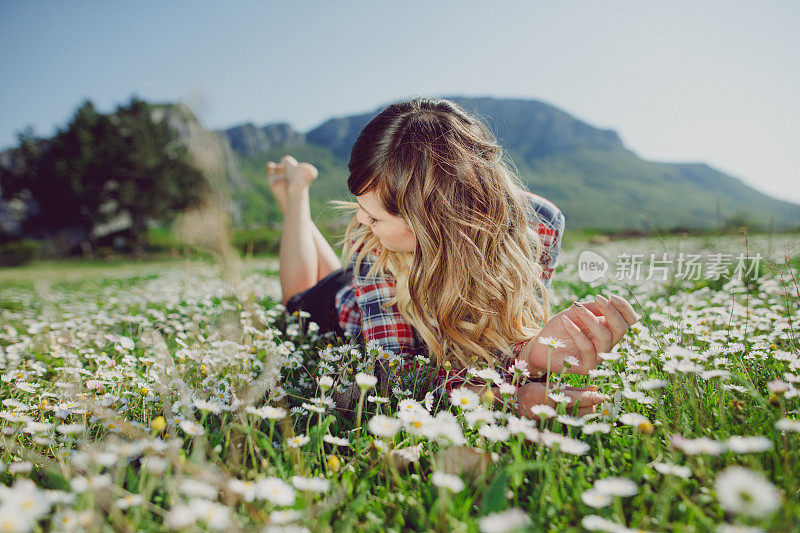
[{"xmin": 0, "ymin": 235, "xmax": 798, "ymax": 531}]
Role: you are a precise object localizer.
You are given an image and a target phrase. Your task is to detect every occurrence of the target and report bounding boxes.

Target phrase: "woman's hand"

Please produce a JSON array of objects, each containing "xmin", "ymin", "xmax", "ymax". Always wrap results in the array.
[
  {"xmin": 516, "ymin": 381, "xmax": 605, "ymax": 418},
  {"xmin": 525, "ymin": 293, "xmax": 639, "ymax": 375}
]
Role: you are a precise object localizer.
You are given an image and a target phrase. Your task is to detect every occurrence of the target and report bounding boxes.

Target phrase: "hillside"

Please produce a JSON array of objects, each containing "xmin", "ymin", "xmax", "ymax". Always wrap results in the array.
[{"xmin": 219, "ymin": 97, "xmax": 800, "ymax": 232}]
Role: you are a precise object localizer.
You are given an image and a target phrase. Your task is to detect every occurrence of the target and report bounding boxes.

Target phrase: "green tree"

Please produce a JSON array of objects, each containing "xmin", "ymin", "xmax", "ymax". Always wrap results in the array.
[
  {"xmin": 1, "ymin": 97, "xmax": 208, "ymax": 252},
  {"xmin": 105, "ymin": 97, "xmax": 207, "ymax": 247},
  {"xmin": 1, "ymin": 101, "xmax": 109, "ymax": 242}
]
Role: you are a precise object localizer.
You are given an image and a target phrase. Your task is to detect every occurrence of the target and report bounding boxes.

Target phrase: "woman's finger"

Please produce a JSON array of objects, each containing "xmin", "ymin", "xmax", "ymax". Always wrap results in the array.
[
  {"xmin": 560, "ymin": 315, "xmax": 597, "ymax": 372},
  {"xmin": 576, "ymin": 404, "xmax": 598, "ymax": 417},
  {"xmin": 607, "ymin": 293, "xmax": 639, "ymax": 325},
  {"xmin": 563, "ymin": 388, "xmax": 605, "ymax": 415},
  {"xmin": 578, "ymin": 296, "xmax": 640, "ymax": 327},
  {"xmin": 571, "ymin": 303, "xmax": 613, "ymax": 354},
  {"xmin": 593, "ymin": 294, "xmax": 629, "ymax": 345}
]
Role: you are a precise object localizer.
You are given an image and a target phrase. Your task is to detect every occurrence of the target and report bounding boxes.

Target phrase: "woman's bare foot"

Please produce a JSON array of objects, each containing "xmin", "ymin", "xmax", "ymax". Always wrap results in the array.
[
  {"xmin": 266, "ymin": 161, "xmax": 289, "ymax": 214},
  {"xmin": 279, "ymin": 155, "xmax": 318, "ymax": 190}
]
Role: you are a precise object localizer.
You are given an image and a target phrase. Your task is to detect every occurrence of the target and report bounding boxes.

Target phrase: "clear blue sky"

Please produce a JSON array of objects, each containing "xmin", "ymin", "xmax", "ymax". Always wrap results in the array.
[{"xmin": 2, "ymin": 1, "xmax": 799, "ymax": 202}]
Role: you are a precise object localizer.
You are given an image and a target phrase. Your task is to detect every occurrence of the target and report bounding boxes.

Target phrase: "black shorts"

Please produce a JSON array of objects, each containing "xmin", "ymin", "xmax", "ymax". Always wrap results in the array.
[{"xmin": 284, "ymin": 265, "xmax": 354, "ymax": 341}]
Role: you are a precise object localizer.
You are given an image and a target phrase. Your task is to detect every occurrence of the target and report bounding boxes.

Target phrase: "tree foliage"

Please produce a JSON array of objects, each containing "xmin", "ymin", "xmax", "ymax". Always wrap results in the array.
[{"xmin": 1, "ymin": 96, "xmax": 207, "ymax": 247}]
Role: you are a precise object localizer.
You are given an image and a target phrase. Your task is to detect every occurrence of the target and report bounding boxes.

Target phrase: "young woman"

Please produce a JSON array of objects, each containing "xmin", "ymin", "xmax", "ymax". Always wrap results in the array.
[{"xmin": 266, "ymin": 97, "xmax": 638, "ymax": 418}]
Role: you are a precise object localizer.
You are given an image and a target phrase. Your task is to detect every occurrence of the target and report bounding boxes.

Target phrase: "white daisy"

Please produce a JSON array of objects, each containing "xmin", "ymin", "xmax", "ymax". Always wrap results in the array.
[
  {"xmin": 291, "ymin": 476, "xmax": 330, "ymax": 493},
  {"xmin": 714, "ymin": 466, "xmax": 780, "ymax": 518},
  {"xmin": 593, "ymin": 476, "xmax": 638, "ymax": 497},
  {"xmin": 725, "ymin": 436, "xmax": 773, "ymax": 454},
  {"xmin": 581, "ymin": 488, "xmax": 612, "ymax": 508},
  {"xmin": 431, "ymin": 471, "xmax": 465, "ymax": 492},
  {"xmin": 286, "ymin": 434, "xmax": 310, "ymax": 448},
  {"xmin": 368, "ymin": 415, "xmax": 401, "ymax": 438},
  {"xmin": 478, "ymin": 424, "xmax": 511, "ymax": 443},
  {"xmin": 256, "ymin": 477, "xmax": 296, "ymax": 506},
  {"xmin": 537, "ymin": 336, "xmax": 566, "ymax": 348},
  {"xmin": 450, "ymin": 389, "xmax": 481, "ymax": 411},
  {"xmin": 652, "ymin": 462, "xmax": 691, "ymax": 479},
  {"xmin": 478, "ymin": 508, "xmax": 531, "ymax": 533},
  {"xmin": 355, "ymin": 372, "xmax": 377, "ymax": 389}
]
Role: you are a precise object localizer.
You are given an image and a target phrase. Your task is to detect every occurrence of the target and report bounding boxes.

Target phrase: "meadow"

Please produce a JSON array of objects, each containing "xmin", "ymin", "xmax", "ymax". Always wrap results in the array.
[{"xmin": 0, "ymin": 232, "xmax": 798, "ymax": 532}]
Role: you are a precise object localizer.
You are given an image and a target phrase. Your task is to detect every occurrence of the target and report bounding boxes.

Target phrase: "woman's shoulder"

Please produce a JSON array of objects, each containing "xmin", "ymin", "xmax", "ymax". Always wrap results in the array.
[{"xmin": 516, "ymin": 187, "xmax": 565, "ymax": 233}]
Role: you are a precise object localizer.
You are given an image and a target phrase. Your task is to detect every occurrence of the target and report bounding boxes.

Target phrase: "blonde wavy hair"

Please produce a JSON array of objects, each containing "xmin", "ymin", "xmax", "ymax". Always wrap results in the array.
[{"xmin": 329, "ymin": 97, "xmax": 551, "ymax": 369}]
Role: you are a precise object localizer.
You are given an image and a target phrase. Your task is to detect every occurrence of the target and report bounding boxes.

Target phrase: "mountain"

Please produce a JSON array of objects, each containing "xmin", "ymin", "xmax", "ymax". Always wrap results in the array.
[
  {"xmin": 218, "ymin": 122, "xmax": 306, "ymax": 158},
  {"xmin": 220, "ymin": 96, "xmax": 800, "ymax": 232}
]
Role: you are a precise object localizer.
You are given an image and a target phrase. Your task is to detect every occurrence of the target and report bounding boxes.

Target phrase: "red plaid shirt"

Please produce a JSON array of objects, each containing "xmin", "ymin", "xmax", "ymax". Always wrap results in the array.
[{"xmin": 334, "ymin": 187, "xmax": 565, "ymax": 396}]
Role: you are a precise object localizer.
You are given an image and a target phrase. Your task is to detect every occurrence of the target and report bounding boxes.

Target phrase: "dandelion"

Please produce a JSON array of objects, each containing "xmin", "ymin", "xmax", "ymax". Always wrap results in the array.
[
  {"xmin": 537, "ymin": 336, "xmax": 566, "ymax": 348},
  {"xmin": 478, "ymin": 508, "xmax": 531, "ymax": 533},
  {"xmin": 714, "ymin": 466, "xmax": 780, "ymax": 518},
  {"xmin": 431, "ymin": 471, "xmax": 465, "ymax": 492},
  {"xmin": 286, "ymin": 434, "xmax": 310, "ymax": 448},
  {"xmin": 368, "ymin": 415, "xmax": 401, "ymax": 438}
]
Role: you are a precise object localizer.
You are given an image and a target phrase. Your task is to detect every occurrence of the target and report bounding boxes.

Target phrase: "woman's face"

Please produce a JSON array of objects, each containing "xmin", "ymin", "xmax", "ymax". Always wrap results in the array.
[{"xmin": 355, "ymin": 189, "xmax": 416, "ymax": 253}]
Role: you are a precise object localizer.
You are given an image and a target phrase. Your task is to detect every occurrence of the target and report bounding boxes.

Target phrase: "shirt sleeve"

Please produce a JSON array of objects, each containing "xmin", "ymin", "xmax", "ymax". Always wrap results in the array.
[
  {"xmin": 522, "ymin": 191, "xmax": 566, "ymax": 289},
  {"xmin": 349, "ymin": 244, "xmax": 422, "ymax": 362}
]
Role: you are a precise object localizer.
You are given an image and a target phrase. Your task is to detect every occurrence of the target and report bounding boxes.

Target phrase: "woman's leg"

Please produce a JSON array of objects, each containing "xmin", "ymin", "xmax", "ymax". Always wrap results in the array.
[{"xmin": 271, "ymin": 178, "xmax": 342, "ymax": 306}]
